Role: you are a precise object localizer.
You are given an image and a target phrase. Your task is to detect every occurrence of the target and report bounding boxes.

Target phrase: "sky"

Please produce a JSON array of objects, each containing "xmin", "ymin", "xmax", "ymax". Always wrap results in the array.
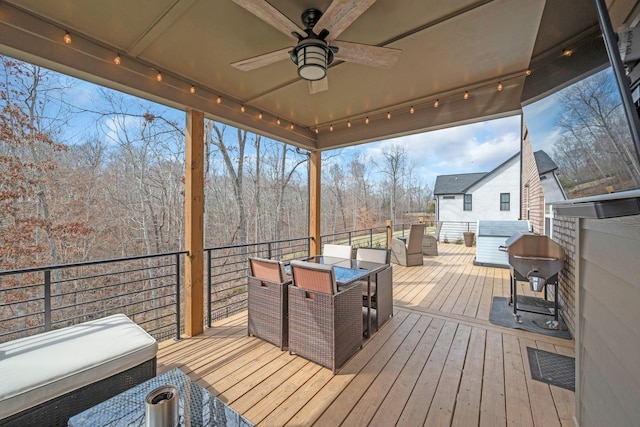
[{"xmin": 340, "ymin": 114, "xmax": 522, "ymax": 189}]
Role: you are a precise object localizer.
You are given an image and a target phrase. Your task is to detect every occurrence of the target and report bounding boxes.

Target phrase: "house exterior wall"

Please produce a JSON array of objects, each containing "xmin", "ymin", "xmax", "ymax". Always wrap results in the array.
[
  {"xmin": 571, "ymin": 214, "xmax": 640, "ymax": 427},
  {"xmin": 521, "ymin": 125, "xmax": 545, "ymax": 234},
  {"xmin": 437, "ymin": 157, "xmax": 521, "ymax": 225}
]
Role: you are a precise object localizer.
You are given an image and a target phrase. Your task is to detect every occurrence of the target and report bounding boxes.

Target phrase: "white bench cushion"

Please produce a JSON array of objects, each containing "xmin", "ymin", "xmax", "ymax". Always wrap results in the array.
[{"xmin": 0, "ymin": 314, "xmax": 157, "ymax": 418}]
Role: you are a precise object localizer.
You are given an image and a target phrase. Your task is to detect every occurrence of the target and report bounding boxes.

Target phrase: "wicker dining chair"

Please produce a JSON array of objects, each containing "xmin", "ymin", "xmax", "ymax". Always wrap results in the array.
[
  {"xmin": 288, "ymin": 260, "xmax": 363, "ymax": 374},
  {"xmin": 248, "ymin": 257, "xmax": 290, "ymax": 350},
  {"xmin": 356, "ymin": 248, "xmax": 393, "ymax": 330}
]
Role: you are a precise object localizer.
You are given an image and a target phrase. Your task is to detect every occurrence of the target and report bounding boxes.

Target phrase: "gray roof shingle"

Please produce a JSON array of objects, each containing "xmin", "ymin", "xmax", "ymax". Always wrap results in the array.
[
  {"xmin": 534, "ymin": 150, "xmax": 558, "ymax": 175},
  {"xmin": 433, "ymin": 172, "xmax": 487, "ymax": 195}
]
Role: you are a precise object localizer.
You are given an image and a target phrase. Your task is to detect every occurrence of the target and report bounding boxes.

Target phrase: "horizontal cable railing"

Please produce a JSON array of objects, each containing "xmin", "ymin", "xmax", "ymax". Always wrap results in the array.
[
  {"xmin": 0, "ymin": 251, "xmax": 187, "ymax": 344},
  {"xmin": 320, "ymin": 225, "xmax": 389, "ymax": 250},
  {"xmin": 1, "ymin": 224, "xmax": 403, "ymax": 343},
  {"xmin": 204, "ymin": 236, "xmax": 311, "ymax": 327}
]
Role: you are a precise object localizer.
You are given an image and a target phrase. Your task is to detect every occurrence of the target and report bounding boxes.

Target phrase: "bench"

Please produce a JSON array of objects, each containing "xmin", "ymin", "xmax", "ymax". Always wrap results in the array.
[{"xmin": 0, "ymin": 314, "xmax": 158, "ymax": 426}]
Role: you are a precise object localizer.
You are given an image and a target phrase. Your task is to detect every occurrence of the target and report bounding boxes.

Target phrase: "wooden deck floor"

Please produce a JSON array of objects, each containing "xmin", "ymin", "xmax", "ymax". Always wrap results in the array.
[{"xmin": 157, "ymin": 244, "xmax": 575, "ymax": 426}]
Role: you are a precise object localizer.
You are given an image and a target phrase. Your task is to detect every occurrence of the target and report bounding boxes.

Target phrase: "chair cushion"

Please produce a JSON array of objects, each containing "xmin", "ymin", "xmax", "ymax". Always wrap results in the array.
[
  {"xmin": 0, "ymin": 314, "xmax": 158, "ymax": 418},
  {"xmin": 356, "ymin": 248, "xmax": 389, "ymax": 264},
  {"xmin": 249, "ymin": 257, "xmax": 287, "ymax": 283},
  {"xmin": 290, "ymin": 260, "xmax": 337, "ymax": 294},
  {"xmin": 322, "ymin": 244, "xmax": 353, "ymax": 259}
]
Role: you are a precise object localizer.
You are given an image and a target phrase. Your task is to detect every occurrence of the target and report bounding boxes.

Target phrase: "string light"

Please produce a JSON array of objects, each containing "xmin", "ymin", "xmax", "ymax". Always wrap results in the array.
[
  {"xmin": 190, "ymin": 85, "xmax": 196, "ymax": 94},
  {"xmin": 463, "ymin": 91, "xmax": 469, "ymax": 100},
  {"xmin": 330, "ymin": 124, "xmax": 334, "ymax": 132},
  {"xmin": 63, "ymin": 32, "xmax": 72, "ymax": 44},
  {"xmin": 562, "ymin": 48, "xmax": 573, "ymax": 57},
  {"xmin": 410, "ymin": 106, "xmax": 415, "ymax": 114},
  {"xmin": 387, "ymin": 112, "xmax": 391, "ymax": 119},
  {"xmin": 216, "ymin": 96, "xmax": 222, "ymax": 104},
  {"xmin": 497, "ymin": 82, "xmax": 503, "ymax": 91},
  {"xmin": 434, "ymin": 99, "xmax": 439, "ymax": 108},
  {"xmin": 276, "ymin": 118, "xmax": 281, "ymax": 125},
  {"xmin": 315, "ymin": 128, "xmax": 319, "ymax": 134},
  {"xmin": 347, "ymin": 121, "xmax": 351, "ymax": 128},
  {"xmin": 240, "ymin": 105, "xmax": 245, "ymax": 113},
  {"xmin": 156, "ymin": 71, "xmax": 162, "ymax": 82},
  {"xmin": 525, "ymin": 69, "xmax": 532, "ymax": 76},
  {"xmin": 258, "ymin": 112, "xmax": 263, "ymax": 120},
  {"xmin": 113, "ymin": 54, "xmax": 121, "ymax": 65},
  {"xmin": 290, "ymin": 123, "xmax": 294, "ymax": 130},
  {"xmin": 365, "ymin": 117, "xmax": 369, "ymax": 125}
]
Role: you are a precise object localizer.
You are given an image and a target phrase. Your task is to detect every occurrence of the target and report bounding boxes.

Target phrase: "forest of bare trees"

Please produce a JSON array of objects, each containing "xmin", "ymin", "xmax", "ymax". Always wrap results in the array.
[
  {"xmin": 0, "ymin": 55, "xmax": 432, "ymax": 272},
  {"xmin": 552, "ymin": 70, "xmax": 640, "ymax": 197}
]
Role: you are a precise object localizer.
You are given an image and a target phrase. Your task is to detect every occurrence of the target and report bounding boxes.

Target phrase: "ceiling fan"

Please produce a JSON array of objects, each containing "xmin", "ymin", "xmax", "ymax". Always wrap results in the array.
[{"xmin": 230, "ymin": 0, "xmax": 402, "ymax": 94}]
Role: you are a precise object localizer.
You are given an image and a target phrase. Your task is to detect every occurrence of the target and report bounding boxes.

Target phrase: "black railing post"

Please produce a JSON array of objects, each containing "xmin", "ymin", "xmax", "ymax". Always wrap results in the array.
[
  {"xmin": 44, "ymin": 270, "xmax": 51, "ymax": 332},
  {"xmin": 268, "ymin": 242, "xmax": 272, "ymax": 259},
  {"xmin": 175, "ymin": 253, "xmax": 181, "ymax": 341},
  {"xmin": 369, "ymin": 229, "xmax": 373, "ymax": 247},
  {"xmin": 206, "ymin": 250, "xmax": 212, "ymax": 329}
]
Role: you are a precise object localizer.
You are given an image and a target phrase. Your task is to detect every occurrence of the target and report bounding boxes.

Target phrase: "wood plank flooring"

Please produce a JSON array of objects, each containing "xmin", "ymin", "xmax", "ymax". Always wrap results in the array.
[{"xmin": 157, "ymin": 243, "xmax": 575, "ymax": 426}]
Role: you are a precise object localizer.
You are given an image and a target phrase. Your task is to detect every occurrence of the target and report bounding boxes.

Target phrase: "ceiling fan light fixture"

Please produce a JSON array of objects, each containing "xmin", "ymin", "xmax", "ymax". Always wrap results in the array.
[{"xmin": 294, "ymin": 40, "xmax": 329, "ymax": 81}]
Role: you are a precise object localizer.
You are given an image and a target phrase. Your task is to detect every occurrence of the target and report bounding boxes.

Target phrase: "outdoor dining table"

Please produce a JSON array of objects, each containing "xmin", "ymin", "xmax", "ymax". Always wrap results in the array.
[{"xmin": 291, "ymin": 255, "xmax": 388, "ymax": 338}]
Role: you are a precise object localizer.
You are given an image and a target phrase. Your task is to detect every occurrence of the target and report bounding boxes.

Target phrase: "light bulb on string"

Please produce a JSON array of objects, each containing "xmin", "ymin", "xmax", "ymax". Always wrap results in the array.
[
  {"xmin": 365, "ymin": 117, "xmax": 369, "ymax": 125},
  {"xmin": 497, "ymin": 82, "xmax": 503, "ymax": 91},
  {"xmin": 410, "ymin": 106, "xmax": 415, "ymax": 114},
  {"xmin": 258, "ymin": 112, "xmax": 263, "ymax": 120},
  {"xmin": 156, "ymin": 71, "xmax": 163, "ymax": 82},
  {"xmin": 330, "ymin": 124, "xmax": 334, "ymax": 132},
  {"xmin": 347, "ymin": 121, "xmax": 351, "ymax": 128},
  {"xmin": 434, "ymin": 99, "xmax": 439, "ymax": 108},
  {"xmin": 113, "ymin": 54, "xmax": 121, "ymax": 65},
  {"xmin": 216, "ymin": 96, "xmax": 222, "ymax": 104},
  {"xmin": 464, "ymin": 91, "xmax": 469, "ymax": 100},
  {"xmin": 190, "ymin": 85, "xmax": 196, "ymax": 94},
  {"xmin": 276, "ymin": 118, "xmax": 281, "ymax": 125},
  {"xmin": 63, "ymin": 32, "xmax": 72, "ymax": 44},
  {"xmin": 387, "ymin": 112, "xmax": 391, "ymax": 119},
  {"xmin": 240, "ymin": 105, "xmax": 245, "ymax": 113}
]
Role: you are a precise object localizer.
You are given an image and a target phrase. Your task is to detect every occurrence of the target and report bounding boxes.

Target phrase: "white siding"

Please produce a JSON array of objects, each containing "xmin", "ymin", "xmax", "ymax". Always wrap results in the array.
[
  {"xmin": 437, "ymin": 156, "xmax": 521, "ymax": 225},
  {"xmin": 577, "ymin": 215, "xmax": 640, "ymax": 427}
]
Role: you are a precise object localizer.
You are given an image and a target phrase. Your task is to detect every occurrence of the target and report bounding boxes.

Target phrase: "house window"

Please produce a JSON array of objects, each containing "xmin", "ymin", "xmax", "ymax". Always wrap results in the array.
[
  {"xmin": 463, "ymin": 194, "xmax": 472, "ymax": 211},
  {"xmin": 500, "ymin": 193, "xmax": 510, "ymax": 211}
]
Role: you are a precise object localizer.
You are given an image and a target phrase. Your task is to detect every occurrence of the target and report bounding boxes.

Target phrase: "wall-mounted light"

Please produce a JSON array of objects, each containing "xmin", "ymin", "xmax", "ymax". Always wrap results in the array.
[{"xmin": 63, "ymin": 32, "xmax": 72, "ymax": 44}]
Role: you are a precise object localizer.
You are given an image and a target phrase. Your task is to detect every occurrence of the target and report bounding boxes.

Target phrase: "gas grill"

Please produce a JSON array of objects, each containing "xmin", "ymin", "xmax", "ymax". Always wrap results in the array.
[{"xmin": 499, "ymin": 232, "xmax": 565, "ymax": 329}]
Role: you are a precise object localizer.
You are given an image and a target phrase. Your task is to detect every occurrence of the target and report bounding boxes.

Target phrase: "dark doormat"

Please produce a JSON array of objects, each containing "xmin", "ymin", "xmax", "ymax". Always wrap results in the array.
[
  {"xmin": 526, "ymin": 347, "xmax": 575, "ymax": 391},
  {"xmin": 489, "ymin": 296, "xmax": 572, "ymax": 340}
]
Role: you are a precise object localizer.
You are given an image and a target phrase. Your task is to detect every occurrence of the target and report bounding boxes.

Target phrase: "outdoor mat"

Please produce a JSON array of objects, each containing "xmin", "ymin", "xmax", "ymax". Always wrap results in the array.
[
  {"xmin": 489, "ymin": 296, "xmax": 572, "ymax": 340},
  {"xmin": 526, "ymin": 347, "xmax": 575, "ymax": 391}
]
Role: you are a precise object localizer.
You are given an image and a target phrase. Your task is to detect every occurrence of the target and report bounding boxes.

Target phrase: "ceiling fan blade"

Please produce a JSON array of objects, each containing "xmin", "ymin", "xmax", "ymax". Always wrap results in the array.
[
  {"xmin": 232, "ymin": 0, "xmax": 304, "ymax": 40},
  {"xmin": 332, "ymin": 40, "xmax": 401, "ymax": 68},
  {"xmin": 309, "ymin": 78, "xmax": 329, "ymax": 94},
  {"xmin": 315, "ymin": 0, "xmax": 377, "ymax": 42},
  {"xmin": 231, "ymin": 47, "xmax": 292, "ymax": 71}
]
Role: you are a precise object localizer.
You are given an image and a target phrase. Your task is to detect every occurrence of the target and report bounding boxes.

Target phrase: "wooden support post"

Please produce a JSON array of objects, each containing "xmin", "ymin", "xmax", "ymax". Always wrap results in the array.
[
  {"xmin": 386, "ymin": 219, "xmax": 393, "ymax": 249},
  {"xmin": 309, "ymin": 150, "xmax": 321, "ymax": 255},
  {"xmin": 184, "ymin": 109, "xmax": 204, "ymax": 337}
]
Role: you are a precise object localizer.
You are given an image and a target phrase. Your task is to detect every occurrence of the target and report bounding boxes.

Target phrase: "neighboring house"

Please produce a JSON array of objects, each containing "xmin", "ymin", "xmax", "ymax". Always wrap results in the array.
[
  {"xmin": 521, "ymin": 122, "xmax": 566, "ymax": 235},
  {"xmin": 433, "ymin": 153, "xmax": 521, "ymax": 240}
]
